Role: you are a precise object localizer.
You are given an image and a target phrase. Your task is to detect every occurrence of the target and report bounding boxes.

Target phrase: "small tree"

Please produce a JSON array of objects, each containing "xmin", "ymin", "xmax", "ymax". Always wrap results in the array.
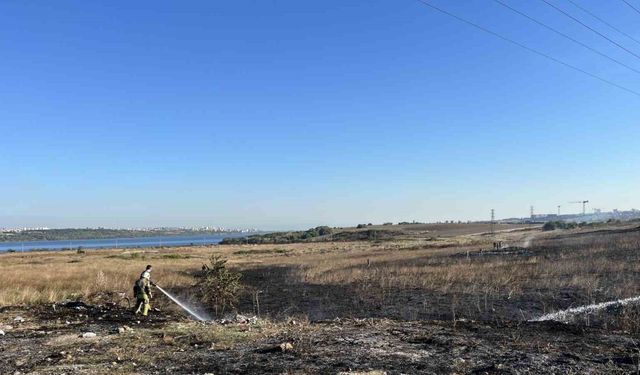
[{"xmin": 199, "ymin": 255, "xmax": 243, "ymax": 316}]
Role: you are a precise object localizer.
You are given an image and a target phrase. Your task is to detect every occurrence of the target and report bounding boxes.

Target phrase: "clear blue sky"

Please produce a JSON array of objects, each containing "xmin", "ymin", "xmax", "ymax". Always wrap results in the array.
[{"xmin": 1, "ymin": 0, "xmax": 639, "ymax": 230}]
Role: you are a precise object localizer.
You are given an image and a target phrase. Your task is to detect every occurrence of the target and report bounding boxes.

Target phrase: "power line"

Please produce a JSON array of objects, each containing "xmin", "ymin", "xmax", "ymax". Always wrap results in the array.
[
  {"xmin": 621, "ymin": 0, "xmax": 640, "ymax": 16},
  {"xmin": 492, "ymin": 0, "xmax": 640, "ymax": 75},
  {"xmin": 539, "ymin": 0, "xmax": 640, "ymax": 61},
  {"xmin": 413, "ymin": 0, "xmax": 640, "ymax": 98},
  {"xmin": 565, "ymin": 0, "xmax": 640, "ymax": 46}
]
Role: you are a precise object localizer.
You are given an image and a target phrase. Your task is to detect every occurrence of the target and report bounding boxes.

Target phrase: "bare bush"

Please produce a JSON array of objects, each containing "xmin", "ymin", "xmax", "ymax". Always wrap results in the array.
[{"xmin": 199, "ymin": 255, "xmax": 243, "ymax": 316}]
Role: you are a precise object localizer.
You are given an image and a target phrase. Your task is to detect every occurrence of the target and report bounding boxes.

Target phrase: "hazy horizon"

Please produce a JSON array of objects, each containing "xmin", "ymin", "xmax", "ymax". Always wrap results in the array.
[
  {"xmin": 3, "ymin": 202, "xmax": 638, "ymax": 232},
  {"xmin": 2, "ymin": 1, "xmax": 638, "ymax": 230}
]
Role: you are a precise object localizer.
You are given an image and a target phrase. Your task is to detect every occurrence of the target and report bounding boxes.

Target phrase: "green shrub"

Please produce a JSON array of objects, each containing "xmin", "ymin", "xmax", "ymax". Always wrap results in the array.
[
  {"xmin": 199, "ymin": 255, "xmax": 243, "ymax": 316},
  {"xmin": 543, "ymin": 221, "xmax": 580, "ymax": 231},
  {"xmin": 221, "ymin": 226, "xmax": 334, "ymax": 245}
]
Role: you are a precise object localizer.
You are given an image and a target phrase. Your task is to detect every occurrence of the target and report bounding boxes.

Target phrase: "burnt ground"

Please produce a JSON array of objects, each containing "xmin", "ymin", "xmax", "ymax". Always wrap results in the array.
[
  {"xmin": 1, "ymin": 302, "xmax": 639, "ymax": 374},
  {"xmin": 232, "ymin": 231, "xmax": 640, "ymax": 325},
  {"xmin": 232, "ymin": 256, "xmax": 596, "ymax": 323}
]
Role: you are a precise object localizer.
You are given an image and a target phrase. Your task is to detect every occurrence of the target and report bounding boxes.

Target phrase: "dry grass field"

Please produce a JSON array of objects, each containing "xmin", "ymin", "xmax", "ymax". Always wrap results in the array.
[
  {"xmin": 2, "ymin": 223, "xmax": 497, "ymax": 306},
  {"xmin": 2, "ymin": 222, "xmax": 639, "ymax": 324},
  {"xmin": 2, "ymin": 222, "xmax": 640, "ymax": 373}
]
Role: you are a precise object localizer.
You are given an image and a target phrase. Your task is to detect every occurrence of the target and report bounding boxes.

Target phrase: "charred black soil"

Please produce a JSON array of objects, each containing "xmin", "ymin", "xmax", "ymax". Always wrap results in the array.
[{"xmin": 1, "ymin": 302, "xmax": 638, "ymax": 374}]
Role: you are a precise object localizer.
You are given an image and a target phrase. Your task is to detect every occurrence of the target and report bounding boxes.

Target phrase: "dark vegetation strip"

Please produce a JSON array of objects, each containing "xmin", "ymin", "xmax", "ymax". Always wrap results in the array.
[{"xmin": 221, "ymin": 226, "xmax": 403, "ymax": 245}]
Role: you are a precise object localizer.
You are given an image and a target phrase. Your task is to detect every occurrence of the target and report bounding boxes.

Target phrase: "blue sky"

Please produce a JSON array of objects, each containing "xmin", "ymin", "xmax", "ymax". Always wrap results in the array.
[{"xmin": 1, "ymin": 0, "xmax": 639, "ymax": 230}]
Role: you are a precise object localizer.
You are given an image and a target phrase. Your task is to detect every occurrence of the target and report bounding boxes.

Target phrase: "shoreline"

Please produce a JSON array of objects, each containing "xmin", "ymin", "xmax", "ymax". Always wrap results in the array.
[{"xmin": 0, "ymin": 233, "xmax": 252, "ymax": 253}]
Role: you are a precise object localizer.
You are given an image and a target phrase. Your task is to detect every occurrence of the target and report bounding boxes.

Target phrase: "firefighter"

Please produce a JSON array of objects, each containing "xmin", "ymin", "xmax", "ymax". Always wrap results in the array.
[{"xmin": 134, "ymin": 265, "xmax": 155, "ymax": 316}]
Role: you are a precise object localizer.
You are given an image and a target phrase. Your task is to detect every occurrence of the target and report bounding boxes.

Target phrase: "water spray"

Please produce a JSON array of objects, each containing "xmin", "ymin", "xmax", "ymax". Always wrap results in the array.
[
  {"xmin": 155, "ymin": 285, "xmax": 208, "ymax": 321},
  {"xmin": 531, "ymin": 295, "xmax": 640, "ymax": 322}
]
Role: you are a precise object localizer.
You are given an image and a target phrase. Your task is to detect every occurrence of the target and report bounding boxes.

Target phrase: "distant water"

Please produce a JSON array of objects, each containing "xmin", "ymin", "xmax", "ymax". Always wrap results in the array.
[{"xmin": 0, "ymin": 233, "xmax": 250, "ymax": 252}]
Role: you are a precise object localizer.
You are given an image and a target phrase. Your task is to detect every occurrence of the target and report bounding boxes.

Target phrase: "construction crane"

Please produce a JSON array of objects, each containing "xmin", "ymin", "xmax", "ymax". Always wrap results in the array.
[{"xmin": 569, "ymin": 200, "xmax": 589, "ymax": 215}]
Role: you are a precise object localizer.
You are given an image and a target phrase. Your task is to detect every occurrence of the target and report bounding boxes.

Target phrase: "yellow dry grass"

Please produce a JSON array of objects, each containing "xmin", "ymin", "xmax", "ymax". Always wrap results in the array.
[
  {"xmin": 0, "ymin": 249, "xmax": 200, "ymax": 305},
  {"xmin": 0, "ymin": 238, "xmax": 463, "ymax": 306}
]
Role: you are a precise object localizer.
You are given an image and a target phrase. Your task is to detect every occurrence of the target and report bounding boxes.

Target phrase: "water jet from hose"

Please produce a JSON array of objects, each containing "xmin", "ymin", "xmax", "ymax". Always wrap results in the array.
[{"xmin": 155, "ymin": 285, "xmax": 208, "ymax": 321}]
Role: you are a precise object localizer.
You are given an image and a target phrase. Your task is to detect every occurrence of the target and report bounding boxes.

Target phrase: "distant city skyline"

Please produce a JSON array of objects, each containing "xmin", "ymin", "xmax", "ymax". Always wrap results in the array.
[{"xmin": 1, "ymin": 1, "xmax": 638, "ymax": 230}]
